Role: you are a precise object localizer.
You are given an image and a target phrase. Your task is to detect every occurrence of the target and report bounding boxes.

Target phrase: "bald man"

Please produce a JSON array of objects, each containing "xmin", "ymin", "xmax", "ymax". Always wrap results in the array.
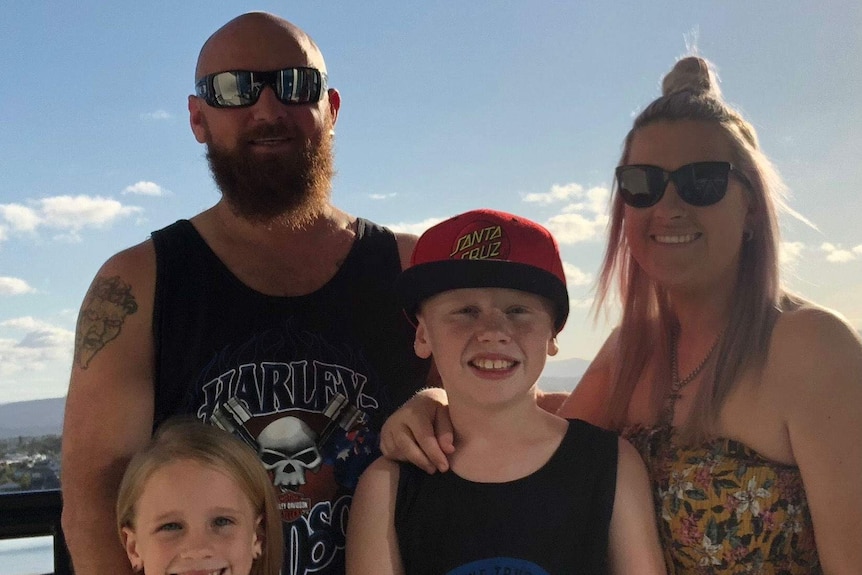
[{"xmin": 61, "ymin": 13, "xmax": 430, "ymax": 575}]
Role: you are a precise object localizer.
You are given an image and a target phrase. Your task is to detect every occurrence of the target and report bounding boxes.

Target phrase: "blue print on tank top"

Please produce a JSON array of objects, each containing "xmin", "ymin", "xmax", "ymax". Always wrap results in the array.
[{"xmin": 446, "ymin": 557, "xmax": 550, "ymax": 575}]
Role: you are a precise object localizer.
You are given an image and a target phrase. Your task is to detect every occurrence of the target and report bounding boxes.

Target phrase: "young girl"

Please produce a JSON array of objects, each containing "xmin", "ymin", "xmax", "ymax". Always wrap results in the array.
[{"xmin": 116, "ymin": 419, "xmax": 283, "ymax": 575}]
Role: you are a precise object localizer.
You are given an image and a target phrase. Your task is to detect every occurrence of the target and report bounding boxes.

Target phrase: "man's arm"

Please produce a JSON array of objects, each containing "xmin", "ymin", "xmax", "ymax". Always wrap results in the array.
[{"xmin": 61, "ymin": 243, "xmax": 157, "ymax": 575}]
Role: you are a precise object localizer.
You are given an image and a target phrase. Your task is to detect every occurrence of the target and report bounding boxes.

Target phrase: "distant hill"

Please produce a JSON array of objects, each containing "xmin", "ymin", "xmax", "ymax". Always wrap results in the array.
[{"xmin": 0, "ymin": 397, "xmax": 65, "ymax": 439}]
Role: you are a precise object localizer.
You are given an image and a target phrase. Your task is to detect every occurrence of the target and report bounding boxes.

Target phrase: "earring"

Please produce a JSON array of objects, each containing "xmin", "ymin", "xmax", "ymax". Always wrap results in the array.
[
  {"xmin": 744, "ymin": 229, "xmax": 754, "ymax": 241},
  {"xmin": 329, "ymin": 128, "xmax": 335, "ymax": 137}
]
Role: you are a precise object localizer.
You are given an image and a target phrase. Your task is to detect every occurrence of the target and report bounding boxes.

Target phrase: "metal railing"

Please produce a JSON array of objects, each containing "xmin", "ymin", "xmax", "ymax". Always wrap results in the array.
[{"xmin": 0, "ymin": 489, "xmax": 72, "ymax": 575}]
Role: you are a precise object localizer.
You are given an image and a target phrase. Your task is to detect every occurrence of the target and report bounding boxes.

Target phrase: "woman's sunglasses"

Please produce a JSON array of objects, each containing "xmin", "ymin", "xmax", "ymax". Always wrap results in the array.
[
  {"xmin": 194, "ymin": 67, "xmax": 328, "ymax": 108},
  {"xmin": 615, "ymin": 161, "xmax": 751, "ymax": 208}
]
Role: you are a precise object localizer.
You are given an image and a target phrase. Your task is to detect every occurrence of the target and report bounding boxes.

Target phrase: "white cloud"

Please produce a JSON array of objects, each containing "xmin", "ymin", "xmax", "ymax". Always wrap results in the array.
[
  {"xmin": 827, "ymin": 250, "xmax": 855, "ymax": 263},
  {"xmin": 0, "ymin": 318, "xmax": 74, "ymax": 380},
  {"xmin": 545, "ymin": 212, "xmax": 608, "ymax": 245},
  {"xmin": 853, "ymin": 245, "xmax": 862, "ymax": 255},
  {"xmin": 821, "ymin": 242, "xmax": 857, "ymax": 263},
  {"xmin": 523, "ymin": 183, "xmax": 610, "ymax": 215},
  {"xmin": 524, "ymin": 183, "xmax": 584, "ymax": 205},
  {"xmin": 386, "ymin": 217, "xmax": 446, "ymax": 236},
  {"xmin": 37, "ymin": 195, "xmax": 142, "ymax": 231},
  {"xmin": 0, "ymin": 203, "xmax": 40, "ymax": 232},
  {"xmin": 521, "ymin": 182, "xmax": 610, "ymax": 245},
  {"xmin": 369, "ymin": 193, "xmax": 397, "ymax": 200},
  {"xmin": 141, "ymin": 109, "xmax": 172, "ymax": 120},
  {"xmin": 122, "ymin": 181, "xmax": 167, "ymax": 197},
  {"xmin": 780, "ymin": 241, "xmax": 805, "ymax": 266},
  {"xmin": 563, "ymin": 262, "xmax": 593, "ymax": 286},
  {"xmin": 561, "ymin": 186, "xmax": 611, "ymax": 215},
  {"xmin": 0, "ymin": 196, "xmax": 143, "ymax": 244},
  {"xmin": 1, "ymin": 317, "xmax": 57, "ymax": 330},
  {"xmin": 0, "ymin": 277, "xmax": 35, "ymax": 296}
]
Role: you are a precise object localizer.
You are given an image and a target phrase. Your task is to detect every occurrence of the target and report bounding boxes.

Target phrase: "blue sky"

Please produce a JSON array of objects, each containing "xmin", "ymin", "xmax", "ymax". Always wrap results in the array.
[{"xmin": 1, "ymin": 1, "xmax": 860, "ymax": 403}]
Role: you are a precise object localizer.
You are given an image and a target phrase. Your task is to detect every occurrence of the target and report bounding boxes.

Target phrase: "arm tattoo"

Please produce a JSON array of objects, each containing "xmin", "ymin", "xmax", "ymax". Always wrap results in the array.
[{"xmin": 74, "ymin": 275, "xmax": 139, "ymax": 369}]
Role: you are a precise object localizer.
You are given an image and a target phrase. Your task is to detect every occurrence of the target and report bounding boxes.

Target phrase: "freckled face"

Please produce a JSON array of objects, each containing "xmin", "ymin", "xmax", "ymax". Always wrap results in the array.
[
  {"xmin": 414, "ymin": 287, "xmax": 558, "ymax": 408},
  {"xmin": 623, "ymin": 120, "xmax": 751, "ymax": 295},
  {"xmin": 122, "ymin": 460, "xmax": 262, "ymax": 575}
]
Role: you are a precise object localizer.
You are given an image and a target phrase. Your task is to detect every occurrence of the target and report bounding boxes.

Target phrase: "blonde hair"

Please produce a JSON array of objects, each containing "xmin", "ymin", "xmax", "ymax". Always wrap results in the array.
[
  {"xmin": 598, "ymin": 56, "xmax": 798, "ymax": 439},
  {"xmin": 117, "ymin": 418, "xmax": 283, "ymax": 575}
]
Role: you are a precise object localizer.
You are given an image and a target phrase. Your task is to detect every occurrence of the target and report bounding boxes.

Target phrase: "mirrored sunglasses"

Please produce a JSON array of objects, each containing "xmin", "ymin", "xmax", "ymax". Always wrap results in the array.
[
  {"xmin": 194, "ymin": 67, "xmax": 328, "ymax": 108},
  {"xmin": 615, "ymin": 161, "xmax": 751, "ymax": 208}
]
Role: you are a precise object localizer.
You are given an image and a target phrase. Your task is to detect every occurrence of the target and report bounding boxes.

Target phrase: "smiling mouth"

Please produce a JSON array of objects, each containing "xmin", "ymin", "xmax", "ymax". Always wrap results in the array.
[
  {"xmin": 170, "ymin": 568, "xmax": 228, "ymax": 575},
  {"xmin": 470, "ymin": 358, "xmax": 517, "ymax": 370},
  {"xmin": 653, "ymin": 233, "xmax": 700, "ymax": 244}
]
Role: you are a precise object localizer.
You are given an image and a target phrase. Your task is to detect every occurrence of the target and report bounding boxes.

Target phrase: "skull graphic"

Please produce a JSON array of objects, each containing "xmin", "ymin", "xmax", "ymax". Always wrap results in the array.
[{"xmin": 257, "ymin": 416, "xmax": 323, "ymax": 487}]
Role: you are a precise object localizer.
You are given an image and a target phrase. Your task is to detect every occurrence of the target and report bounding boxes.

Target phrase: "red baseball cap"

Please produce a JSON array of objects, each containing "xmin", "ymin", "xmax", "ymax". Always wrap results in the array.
[{"xmin": 395, "ymin": 209, "xmax": 569, "ymax": 332}]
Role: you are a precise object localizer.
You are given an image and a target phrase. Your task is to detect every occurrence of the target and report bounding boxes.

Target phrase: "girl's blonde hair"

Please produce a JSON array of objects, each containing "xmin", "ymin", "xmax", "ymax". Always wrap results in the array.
[
  {"xmin": 598, "ymin": 56, "xmax": 798, "ymax": 439},
  {"xmin": 116, "ymin": 418, "xmax": 283, "ymax": 575}
]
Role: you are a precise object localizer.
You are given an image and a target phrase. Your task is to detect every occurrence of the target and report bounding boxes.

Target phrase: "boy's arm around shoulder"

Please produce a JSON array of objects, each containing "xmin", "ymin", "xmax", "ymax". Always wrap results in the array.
[
  {"xmin": 346, "ymin": 457, "xmax": 405, "ymax": 575},
  {"xmin": 608, "ymin": 438, "xmax": 665, "ymax": 575},
  {"xmin": 557, "ymin": 328, "xmax": 619, "ymax": 428},
  {"xmin": 771, "ymin": 305, "xmax": 862, "ymax": 574},
  {"xmin": 61, "ymin": 241, "xmax": 157, "ymax": 575}
]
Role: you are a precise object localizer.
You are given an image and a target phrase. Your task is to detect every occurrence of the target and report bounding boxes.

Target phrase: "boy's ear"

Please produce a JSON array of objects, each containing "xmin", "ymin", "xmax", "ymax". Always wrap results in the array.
[
  {"xmin": 547, "ymin": 336, "xmax": 559, "ymax": 357},
  {"xmin": 413, "ymin": 318, "xmax": 433, "ymax": 359},
  {"xmin": 121, "ymin": 527, "xmax": 144, "ymax": 572}
]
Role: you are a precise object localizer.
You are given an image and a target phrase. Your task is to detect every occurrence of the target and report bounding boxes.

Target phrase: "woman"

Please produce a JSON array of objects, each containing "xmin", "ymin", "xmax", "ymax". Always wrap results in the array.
[
  {"xmin": 383, "ymin": 57, "xmax": 862, "ymax": 573},
  {"xmin": 555, "ymin": 56, "xmax": 862, "ymax": 574}
]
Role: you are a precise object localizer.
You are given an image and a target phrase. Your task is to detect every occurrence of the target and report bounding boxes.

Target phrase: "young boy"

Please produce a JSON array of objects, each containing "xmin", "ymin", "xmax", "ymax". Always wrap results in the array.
[{"xmin": 346, "ymin": 209, "xmax": 663, "ymax": 574}]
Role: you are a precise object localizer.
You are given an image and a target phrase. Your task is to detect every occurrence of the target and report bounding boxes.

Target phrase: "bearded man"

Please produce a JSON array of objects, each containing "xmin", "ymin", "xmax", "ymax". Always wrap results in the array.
[{"xmin": 61, "ymin": 12, "xmax": 430, "ymax": 575}]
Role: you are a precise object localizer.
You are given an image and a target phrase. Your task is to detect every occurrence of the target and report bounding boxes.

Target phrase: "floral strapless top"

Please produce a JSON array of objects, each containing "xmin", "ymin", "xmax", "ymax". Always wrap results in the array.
[{"xmin": 622, "ymin": 424, "xmax": 821, "ymax": 574}]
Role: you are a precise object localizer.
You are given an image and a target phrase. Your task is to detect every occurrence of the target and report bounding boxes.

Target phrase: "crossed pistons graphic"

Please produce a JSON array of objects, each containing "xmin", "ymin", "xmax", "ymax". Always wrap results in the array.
[{"xmin": 212, "ymin": 393, "xmax": 367, "ymax": 488}]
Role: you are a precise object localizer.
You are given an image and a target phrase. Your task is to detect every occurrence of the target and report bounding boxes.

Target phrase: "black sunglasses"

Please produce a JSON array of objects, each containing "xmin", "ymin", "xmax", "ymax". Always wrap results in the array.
[
  {"xmin": 615, "ymin": 161, "xmax": 751, "ymax": 208},
  {"xmin": 194, "ymin": 67, "xmax": 328, "ymax": 108}
]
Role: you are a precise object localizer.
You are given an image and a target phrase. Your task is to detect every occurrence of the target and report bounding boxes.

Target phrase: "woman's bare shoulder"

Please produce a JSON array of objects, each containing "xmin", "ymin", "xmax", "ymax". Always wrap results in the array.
[
  {"xmin": 772, "ymin": 297, "xmax": 861, "ymax": 354},
  {"xmin": 766, "ymin": 296, "xmax": 862, "ymax": 395}
]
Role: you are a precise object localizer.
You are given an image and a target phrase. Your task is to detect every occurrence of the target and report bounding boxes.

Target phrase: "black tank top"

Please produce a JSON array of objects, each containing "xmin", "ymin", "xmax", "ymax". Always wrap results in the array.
[
  {"xmin": 395, "ymin": 419, "xmax": 618, "ymax": 575},
  {"xmin": 151, "ymin": 218, "xmax": 429, "ymax": 575}
]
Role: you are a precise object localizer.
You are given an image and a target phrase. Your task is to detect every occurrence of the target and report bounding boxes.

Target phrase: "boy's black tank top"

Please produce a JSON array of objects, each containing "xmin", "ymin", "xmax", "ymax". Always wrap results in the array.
[{"xmin": 395, "ymin": 419, "xmax": 618, "ymax": 575}]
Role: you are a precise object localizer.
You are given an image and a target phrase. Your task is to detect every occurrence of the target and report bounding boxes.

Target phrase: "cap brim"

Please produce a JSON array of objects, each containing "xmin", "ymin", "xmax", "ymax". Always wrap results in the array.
[{"xmin": 395, "ymin": 259, "xmax": 569, "ymax": 332}]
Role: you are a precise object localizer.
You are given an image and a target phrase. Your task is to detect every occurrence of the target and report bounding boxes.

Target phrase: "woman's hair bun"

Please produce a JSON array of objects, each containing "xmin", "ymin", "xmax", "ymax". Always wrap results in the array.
[{"xmin": 661, "ymin": 56, "xmax": 722, "ymax": 99}]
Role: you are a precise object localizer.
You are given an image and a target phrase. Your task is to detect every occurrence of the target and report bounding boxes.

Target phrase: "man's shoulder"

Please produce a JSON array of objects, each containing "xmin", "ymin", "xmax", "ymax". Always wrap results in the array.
[
  {"xmin": 394, "ymin": 234, "xmax": 418, "ymax": 271},
  {"xmin": 100, "ymin": 237, "xmax": 157, "ymax": 281},
  {"xmin": 349, "ymin": 216, "xmax": 418, "ymax": 271}
]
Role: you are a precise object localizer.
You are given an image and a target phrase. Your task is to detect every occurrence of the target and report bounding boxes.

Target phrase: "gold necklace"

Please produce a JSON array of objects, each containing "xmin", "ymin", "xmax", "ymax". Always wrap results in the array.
[{"xmin": 659, "ymin": 327, "xmax": 724, "ymax": 427}]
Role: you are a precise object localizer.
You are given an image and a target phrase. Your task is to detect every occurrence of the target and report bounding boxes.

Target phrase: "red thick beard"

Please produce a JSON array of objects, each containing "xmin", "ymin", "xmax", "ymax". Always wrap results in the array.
[{"xmin": 205, "ymin": 120, "xmax": 335, "ymax": 228}]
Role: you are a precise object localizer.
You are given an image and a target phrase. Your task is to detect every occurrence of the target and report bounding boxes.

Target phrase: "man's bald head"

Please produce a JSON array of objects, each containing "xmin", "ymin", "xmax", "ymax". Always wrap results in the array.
[{"xmin": 195, "ymin": 12, "xmax": 327, "ymax": 80}]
